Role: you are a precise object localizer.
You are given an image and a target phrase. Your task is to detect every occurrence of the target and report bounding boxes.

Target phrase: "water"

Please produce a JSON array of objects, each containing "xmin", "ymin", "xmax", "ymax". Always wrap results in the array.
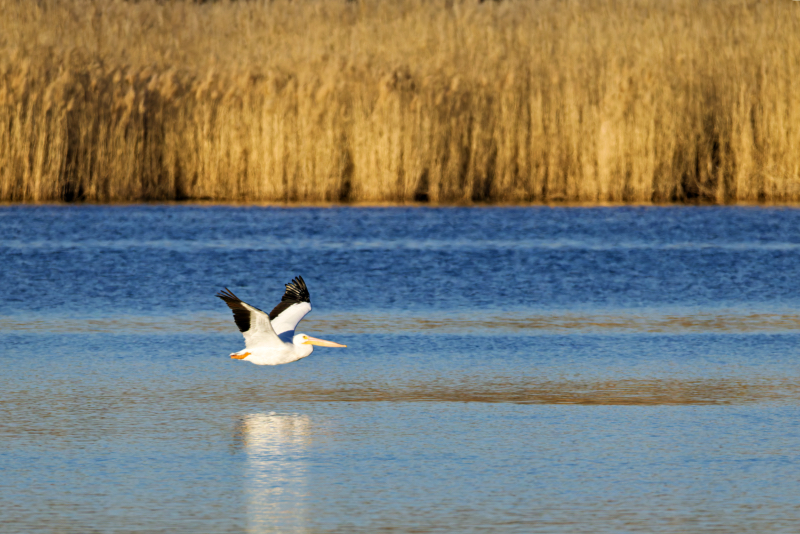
[{"xmin": 2, "ymin": 205, "xmax": 800, "ymax": 533}]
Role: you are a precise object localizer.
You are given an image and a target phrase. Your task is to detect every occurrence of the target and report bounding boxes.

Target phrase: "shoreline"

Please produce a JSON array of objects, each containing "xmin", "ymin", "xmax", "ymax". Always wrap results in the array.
[{"xmin": 3, "ymin": 200, "xmax": 800, "ymax": 209}]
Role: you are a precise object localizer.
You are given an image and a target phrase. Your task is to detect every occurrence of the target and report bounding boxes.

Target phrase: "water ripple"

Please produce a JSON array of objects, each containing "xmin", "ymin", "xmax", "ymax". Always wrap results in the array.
[{"xmin": 4, "ymin": 311, "xmax": 800, "ymax": 334}]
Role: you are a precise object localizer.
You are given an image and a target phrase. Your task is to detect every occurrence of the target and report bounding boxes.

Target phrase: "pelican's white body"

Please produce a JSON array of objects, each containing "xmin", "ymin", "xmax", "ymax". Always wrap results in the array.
[
  {"xmin": 231, "ymin": 301, "xmax": 316, "ymax": 365},
  {"xmin": 232, "ymin": 332, "xmax": 316, "ymax": 366}
]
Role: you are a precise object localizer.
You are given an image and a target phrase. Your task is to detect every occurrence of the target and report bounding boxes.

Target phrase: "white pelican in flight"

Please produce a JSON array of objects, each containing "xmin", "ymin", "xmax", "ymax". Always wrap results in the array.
[{"xmin": 217, "ymin": 276, "xmax": 346, "ymax": 365}]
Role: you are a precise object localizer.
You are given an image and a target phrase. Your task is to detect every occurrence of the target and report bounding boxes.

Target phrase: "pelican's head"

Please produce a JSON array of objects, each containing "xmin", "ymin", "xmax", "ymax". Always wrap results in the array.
[{"xmin": 293, "ymin": 333, "xmax": 347, "ymax": 352}]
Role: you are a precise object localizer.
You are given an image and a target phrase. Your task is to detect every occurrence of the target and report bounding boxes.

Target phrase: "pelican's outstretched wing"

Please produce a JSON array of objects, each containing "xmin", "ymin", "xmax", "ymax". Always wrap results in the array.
[
  {"xmin": 269, "ymin": 276, "xmax": 312, "ymax": 336},
  {"xmin": 217, "ymin": 288, "xmax": 281, "ymax": 349}
]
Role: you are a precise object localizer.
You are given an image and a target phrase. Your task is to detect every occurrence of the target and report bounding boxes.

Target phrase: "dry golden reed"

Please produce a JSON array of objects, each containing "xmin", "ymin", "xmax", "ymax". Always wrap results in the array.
[{"xmin": 0, "ymin": 0, "xmax": 798, "ymax": 203}]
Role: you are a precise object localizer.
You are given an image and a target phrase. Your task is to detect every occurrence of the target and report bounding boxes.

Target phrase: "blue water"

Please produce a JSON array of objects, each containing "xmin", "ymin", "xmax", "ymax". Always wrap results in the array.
[{"xmin": 2, "ymin": 206, "xmax": 800, "ymax": 533}]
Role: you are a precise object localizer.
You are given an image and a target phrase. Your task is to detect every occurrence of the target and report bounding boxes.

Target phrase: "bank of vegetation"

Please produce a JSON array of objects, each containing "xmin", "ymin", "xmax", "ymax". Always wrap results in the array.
[{"xmin": 1, "ymin": 0, "xmax": 798, "ymax": 203}]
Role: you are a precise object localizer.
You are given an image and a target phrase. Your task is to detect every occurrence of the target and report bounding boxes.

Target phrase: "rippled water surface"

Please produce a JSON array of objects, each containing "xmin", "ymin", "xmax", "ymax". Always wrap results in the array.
[{"xmin": 2, "ymin": 206, "xmax": 800, "ymax": 533}]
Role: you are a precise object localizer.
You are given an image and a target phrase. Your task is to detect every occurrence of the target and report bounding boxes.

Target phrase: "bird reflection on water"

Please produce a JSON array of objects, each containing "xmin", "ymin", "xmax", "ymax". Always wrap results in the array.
[{"xmin": 234, "ymin": 413, "xmax": 312, "ymax": 534}]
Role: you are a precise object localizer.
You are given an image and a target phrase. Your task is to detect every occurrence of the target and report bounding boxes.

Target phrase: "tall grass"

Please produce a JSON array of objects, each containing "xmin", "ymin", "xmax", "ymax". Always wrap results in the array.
[{"xmin": 1, "ymin": 0, "xmax": 798, "ymax": 203}]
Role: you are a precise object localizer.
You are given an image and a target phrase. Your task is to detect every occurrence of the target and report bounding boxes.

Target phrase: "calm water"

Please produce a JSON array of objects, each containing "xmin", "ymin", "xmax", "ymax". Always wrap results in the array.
[{"xmin": 2, "ymin": 206, "xmax": 800, "ymax": 533}]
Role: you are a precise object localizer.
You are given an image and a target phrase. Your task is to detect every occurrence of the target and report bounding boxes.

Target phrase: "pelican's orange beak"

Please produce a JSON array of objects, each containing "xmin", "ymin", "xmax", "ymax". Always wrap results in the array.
[{"xmin": 303, "ymin": 336, "xmax": 347, "ymax": 348}]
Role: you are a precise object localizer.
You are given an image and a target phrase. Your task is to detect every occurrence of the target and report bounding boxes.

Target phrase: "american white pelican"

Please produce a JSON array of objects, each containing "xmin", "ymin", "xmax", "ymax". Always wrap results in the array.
[{"xmin": 217, "ymin": 276, "xmax": 346, "ymax": 365}]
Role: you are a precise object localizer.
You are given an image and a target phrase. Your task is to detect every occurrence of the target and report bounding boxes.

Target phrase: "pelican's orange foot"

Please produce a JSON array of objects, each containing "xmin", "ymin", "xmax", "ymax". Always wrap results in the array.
[{"xmin": 231, "ymin": 352, "xmax": 250, "ymax": 360}]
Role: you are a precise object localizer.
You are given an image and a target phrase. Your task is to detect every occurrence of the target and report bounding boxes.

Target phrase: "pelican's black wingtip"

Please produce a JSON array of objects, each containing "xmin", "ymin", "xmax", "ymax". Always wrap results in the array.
[
  {"xmin": 216, "ymin": 287, "xmax": 251, "ymax": 333},
  {"xmin": 294, "ymin": 276, "xmax": 308, "ymax": 294},
  {"xmin": 282, "ymin": 276, "xmax": 311, "ymax": 304},
  {"xmin": 216, "ymin": 287, "xmax": 240, "ymax": 303}
]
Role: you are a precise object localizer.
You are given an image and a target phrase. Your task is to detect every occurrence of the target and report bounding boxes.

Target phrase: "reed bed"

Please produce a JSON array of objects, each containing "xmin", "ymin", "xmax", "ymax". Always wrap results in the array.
[{"xmin": 1, "ymin": 0, "xmax": 798, "ymax": 203}]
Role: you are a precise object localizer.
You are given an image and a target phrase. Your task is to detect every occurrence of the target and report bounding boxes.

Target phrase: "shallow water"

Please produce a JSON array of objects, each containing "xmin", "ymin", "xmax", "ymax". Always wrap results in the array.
[{"xmin": 2, "ymin": 206, "xmax": 800, "ymax": 533}]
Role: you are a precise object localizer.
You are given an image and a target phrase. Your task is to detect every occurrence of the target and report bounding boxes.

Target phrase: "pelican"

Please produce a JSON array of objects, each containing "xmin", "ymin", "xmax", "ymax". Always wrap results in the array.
[{"xmin": 217, "ymin": 276, "xmax": 346, "ymax": 365}]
